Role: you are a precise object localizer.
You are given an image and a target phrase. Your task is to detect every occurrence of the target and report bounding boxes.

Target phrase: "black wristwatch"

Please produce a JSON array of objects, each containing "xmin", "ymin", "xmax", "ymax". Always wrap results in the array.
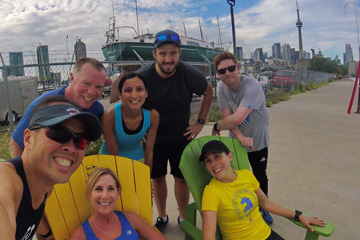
[
  {"xmin": 197, "ymin": 119, "xmax": 205, "ymax": 124},
  {"xmin": 213, "ymin": 123, "xmax": 220, "ymax": 132},
  {"xmin": 294, "ymin": 210, "xmax": 302, "ymax": 221}
]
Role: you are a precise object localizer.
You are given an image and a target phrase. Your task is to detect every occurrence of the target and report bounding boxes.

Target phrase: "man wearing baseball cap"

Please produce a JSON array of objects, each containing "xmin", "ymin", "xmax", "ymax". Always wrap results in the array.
[
  {"xmin": 0, "ymin": 95, "xmax": 102, "ymax": 239},
  {"xmin": 136, "ymin": 29, "xmax": 213, "ymax": 231}
]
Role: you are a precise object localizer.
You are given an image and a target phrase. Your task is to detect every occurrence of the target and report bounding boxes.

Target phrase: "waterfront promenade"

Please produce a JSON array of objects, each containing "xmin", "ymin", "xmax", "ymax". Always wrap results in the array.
[{"xmin": 159, "ymin": 80, "xmax": 359, "ymax": 240}]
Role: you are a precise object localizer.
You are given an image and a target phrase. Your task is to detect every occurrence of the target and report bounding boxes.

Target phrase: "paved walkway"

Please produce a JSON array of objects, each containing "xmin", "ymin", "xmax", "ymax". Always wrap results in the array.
[{"xmin": 160, "ymin": 80, "xmax": 359, "ymax": 240}]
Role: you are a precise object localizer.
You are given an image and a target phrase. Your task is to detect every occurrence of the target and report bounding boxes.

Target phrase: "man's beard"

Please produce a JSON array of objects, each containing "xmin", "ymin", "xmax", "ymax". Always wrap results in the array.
[{"xmin": 157, "ymin": 61, "xmax": 178, "ymax": 76}]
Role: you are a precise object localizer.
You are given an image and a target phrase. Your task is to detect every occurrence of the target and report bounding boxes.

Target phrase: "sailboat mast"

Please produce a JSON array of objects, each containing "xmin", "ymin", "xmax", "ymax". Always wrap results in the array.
[
  {"xmin": 198, "ymin": 19, "xmax": 204, "ymax": 42},
  {"xmin": 135, "ymin": 0, "xmax": 139, "ymax": 36},
  {"xmin": 217, "ymin": 15, "xmax": 222, "ymax": 49},
  {"xmin": 183, "ymin": 23, "xmax": 187, "ymax": 36}
]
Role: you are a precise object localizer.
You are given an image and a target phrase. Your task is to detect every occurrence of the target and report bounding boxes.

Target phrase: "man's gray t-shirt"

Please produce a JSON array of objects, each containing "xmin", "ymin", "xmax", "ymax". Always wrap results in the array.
[{"xmin": 217, "ymin": 75, "xmax": 270, "ymax": 152}]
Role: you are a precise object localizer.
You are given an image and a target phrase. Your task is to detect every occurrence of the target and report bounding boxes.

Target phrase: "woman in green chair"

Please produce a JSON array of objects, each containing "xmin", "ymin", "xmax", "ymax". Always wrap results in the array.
[
  {"xmin": 200, "ymin": 140, "xmax": 325, "ymax": 240},
  {"xmin": 71, "ymin": 167, "xmax": 167, "ymax": 240}
]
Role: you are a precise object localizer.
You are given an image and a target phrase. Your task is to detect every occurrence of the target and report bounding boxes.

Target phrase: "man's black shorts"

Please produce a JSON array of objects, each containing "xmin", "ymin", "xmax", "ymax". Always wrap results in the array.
[{"xmin": 151, "ymin": 139, "xmax": 190, "ymax": 179}]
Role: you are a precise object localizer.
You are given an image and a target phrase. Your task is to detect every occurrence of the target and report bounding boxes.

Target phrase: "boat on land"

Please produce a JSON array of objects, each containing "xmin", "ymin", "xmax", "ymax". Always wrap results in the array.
[{"xmin": 101, "ymin": 15, "xmax": 225, "ymax": 63}]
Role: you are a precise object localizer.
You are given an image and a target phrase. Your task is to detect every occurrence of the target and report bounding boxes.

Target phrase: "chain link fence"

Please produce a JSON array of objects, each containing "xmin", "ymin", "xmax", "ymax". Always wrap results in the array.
[
  {"xmin": 0, "ymin": 55, "xmax": 335, "ymax": 160},
  {"xmin": 0, "ymin": 59, "xmax": 212, "ymax": 160}
]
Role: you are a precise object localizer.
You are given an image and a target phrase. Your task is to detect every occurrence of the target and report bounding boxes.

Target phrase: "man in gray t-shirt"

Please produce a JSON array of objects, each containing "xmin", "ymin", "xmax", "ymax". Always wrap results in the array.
[{"xmin": 211, "ymin": 52, "xmax": 273, "ymax": 224}]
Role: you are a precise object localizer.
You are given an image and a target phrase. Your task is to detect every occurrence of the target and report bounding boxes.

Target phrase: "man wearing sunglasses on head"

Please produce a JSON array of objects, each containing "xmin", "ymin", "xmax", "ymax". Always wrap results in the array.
[
  {"xmin": 9, "ymin": 57, "xmax": 107, "ymax": 158},
  {"xmin": 136, "ymin": 30, "xmax": 213, "ymax": 232},
  {"xmin": 0, "ymin": 95, "xmax": 103, "ymax": 240},
  {"xmin": 211, "ymin": 52, "xmax": 273, "ymax": 224}
]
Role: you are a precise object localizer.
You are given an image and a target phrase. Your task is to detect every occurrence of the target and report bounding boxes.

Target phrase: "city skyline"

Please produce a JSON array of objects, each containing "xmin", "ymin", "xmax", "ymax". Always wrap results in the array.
[{"xmin": 1, "ymin": 0, "xmax": 359, "ymax": 63}]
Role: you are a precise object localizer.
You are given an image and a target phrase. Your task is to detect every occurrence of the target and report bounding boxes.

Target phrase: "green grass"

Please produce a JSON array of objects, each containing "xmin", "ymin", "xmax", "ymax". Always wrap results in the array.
[{"xmin": 0, "ymin": 130, "xmax": 12, "ymax": 160}]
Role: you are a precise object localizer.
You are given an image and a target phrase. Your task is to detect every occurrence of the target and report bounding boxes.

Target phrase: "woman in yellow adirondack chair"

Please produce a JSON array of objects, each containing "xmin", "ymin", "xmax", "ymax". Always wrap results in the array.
[
  {"xmin": 70, "ymin": 167, "xmax": 167, "ymax": 240},
  {"xmin": 101, "ymin": 72, "xmax": 159, "ymax": 172},
  {"xmin": 200, "ymin": 140, "xmax": 325, "ymax": 240}
]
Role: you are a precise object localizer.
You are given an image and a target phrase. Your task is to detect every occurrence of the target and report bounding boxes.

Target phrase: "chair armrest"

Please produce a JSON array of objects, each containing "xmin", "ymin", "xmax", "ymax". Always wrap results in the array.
[
  {"xmin": 286, "ymin": 217, "xmax": 335, "ymax": 238},
  {"xmin": 180, "ymin": 219, "xmax": 203, "ymax": 240}
]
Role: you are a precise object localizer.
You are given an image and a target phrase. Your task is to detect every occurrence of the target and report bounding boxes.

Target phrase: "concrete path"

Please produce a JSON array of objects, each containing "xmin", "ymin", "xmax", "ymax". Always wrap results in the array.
[{"xmin": 160, "ymin": 80, "xmax": 359, "ymax": 240}]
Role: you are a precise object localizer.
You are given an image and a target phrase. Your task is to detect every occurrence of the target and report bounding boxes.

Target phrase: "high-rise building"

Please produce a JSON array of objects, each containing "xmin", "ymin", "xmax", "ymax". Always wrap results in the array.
[
  {"xmin": 344, "ymin": 44, "xmax": 353, "ymax": 68},
  {"xmin": 253, "ymin": 48, "xmax": 263, "ymax": 61},
  {"xmin": 9, "ymin": 52, "xmax": 24, "ymax": 76},
  {"xmin": 272, "ymin": 43, "xmax": 281, "ymax": 59},
  {"xmin": 291, "ymin": 48, "xmax": 296, "ymax": 65},
  {"xmin": 282, "ymin": 43, "xmax": 291, "ymax": 64},
  {"xmin": 236, "ymin": 47, "xmax": 244, "ymax": 61},
  {"xmin": 75, "ymin": 39, "xmax": 87, "ymax": 61},
  {"xmin": 37, "ymin": 44, "xmax": 51, "ymax": 79}
]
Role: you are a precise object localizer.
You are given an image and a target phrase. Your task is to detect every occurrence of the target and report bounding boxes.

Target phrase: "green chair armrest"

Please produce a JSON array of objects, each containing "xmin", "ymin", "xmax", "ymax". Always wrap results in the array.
[
  {"xmin": 286, "ymin": 217, "xmax": 335, "ymax": 238},
  {"xmin": 180, "ymin": 219, "xmax": 203, "ymax": 240}
]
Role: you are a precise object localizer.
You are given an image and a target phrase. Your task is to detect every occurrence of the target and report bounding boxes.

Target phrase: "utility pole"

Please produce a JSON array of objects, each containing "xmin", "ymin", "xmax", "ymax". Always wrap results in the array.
[{"xmin": 227, "ymin": 0, "xmax": 237, "ymax": 58}]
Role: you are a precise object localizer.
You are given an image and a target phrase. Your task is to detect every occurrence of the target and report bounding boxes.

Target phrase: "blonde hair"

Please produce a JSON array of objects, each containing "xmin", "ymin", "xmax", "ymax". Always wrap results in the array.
[{"xmin": 86, "ymin": 167, "xmax": 121, "ymax": 198}]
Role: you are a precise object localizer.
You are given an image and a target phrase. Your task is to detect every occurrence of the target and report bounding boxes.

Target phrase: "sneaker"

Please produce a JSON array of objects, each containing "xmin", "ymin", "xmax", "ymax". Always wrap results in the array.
[
  {"xmin": 177, "ymin": 216, "xmax": 182, "ymax": 229},
  {"xmin": 260, "ymin": 209, "xmax": 273, "ymax": 224},
  {"xmin": 154, "ymin": 215, "xmax": 169, "ymax": 232}
]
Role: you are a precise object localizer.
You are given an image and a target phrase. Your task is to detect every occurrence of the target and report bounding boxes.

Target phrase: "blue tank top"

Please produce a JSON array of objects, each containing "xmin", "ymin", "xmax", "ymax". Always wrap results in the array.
[
  {"xmin": 8, "ymin": 157, "xmax": 47, "ymax": 240},
  {"xmin": 101, "ymin": 103, "xmax": 150, "ymax": 160},
  {"xmin": 82, "ymin": 211, "xmax": 139, "ymax": 240}
]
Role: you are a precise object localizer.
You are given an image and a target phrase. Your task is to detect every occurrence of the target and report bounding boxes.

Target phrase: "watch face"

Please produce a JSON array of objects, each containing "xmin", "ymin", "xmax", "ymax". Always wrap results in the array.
[{"xmin": 198, "ymin": 119, "xmax": 205, "ymax": 124}]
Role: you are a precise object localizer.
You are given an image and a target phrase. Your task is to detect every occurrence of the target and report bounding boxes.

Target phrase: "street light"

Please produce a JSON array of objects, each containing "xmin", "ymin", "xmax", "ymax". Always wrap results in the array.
[
  {"xmin": 345, "ymin": 2, "xmax": 360, "ymax": 113},
  {"xmin": 227, "ymin": 0, "xmax": 237, "ymax": 58}
]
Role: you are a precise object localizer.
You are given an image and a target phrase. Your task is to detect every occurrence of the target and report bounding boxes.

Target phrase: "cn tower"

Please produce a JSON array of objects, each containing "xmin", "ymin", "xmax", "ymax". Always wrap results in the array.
[{"xmin": 296, "ymin": 0, "xmax": 303, "ymax": 59}]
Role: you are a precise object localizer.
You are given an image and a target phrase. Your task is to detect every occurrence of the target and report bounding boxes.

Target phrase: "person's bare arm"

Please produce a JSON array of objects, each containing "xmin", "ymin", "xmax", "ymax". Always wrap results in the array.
[
  {"xmin": 202, "ymin": 210, "xmax": 217, "ymax": 240},
  {"xmin": 9, "ymin": 137, "xmax": 24, "ymax": 158},
  {"xmin": 0, "ymin": 163, "xmax": 23, "ymax": 239},
  {"xmin": 124, "ymin": 211, "xmax": 168, "ymax": 240},
  {"xmin": 184, "ymin": 83, "xmax": 213, "ymax": 140},
  {"xmin": 144, "ymin": 109, "xmax": 159, "ymax": 173},
  {"xmin": 101, "ymin": 107, "xmax": 118, "ymax": 155},
  {"xmin": 255, "ymin": 188, "xmax": 326, "ymax": 232}
]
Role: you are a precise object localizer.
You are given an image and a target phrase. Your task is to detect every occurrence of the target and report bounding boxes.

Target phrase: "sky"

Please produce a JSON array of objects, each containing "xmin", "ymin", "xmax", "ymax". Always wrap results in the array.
[{"xmin": 1, "ymin": 0, "xmax": 360, "ymax": 64}]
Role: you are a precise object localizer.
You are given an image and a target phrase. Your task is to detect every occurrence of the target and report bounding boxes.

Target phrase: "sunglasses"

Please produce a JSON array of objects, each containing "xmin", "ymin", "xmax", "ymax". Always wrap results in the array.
[
  {"xmin": 30, "ymin": 125, "xmax": 89, "ymax": 150},
  {"xmin": 155, "ymin": 34, "xmax": 180, "ymax": 43},
  {"xmin": 217, "ymin": 65, "xmax": 237, "ymax": 75}
]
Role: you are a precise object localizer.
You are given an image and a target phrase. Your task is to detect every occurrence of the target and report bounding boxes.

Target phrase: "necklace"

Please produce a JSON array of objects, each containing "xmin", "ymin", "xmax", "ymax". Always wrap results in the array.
[
  {"xmin": 91, "ymin": 214, "xmax": 118, "ymax": 234},
  {"xmin": 233, "ymin": 171, "xmax": 237, "ymax": 181}
]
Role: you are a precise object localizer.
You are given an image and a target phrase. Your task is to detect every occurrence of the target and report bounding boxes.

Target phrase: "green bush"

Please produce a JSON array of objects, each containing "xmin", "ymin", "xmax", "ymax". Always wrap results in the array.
[
  {"xmin": 207, "ymin": 106, "xmax": 223, "ymax": 122},
  {"xmin": 86, "ymin": 137, "xmax": 104, "ymax": 156}
]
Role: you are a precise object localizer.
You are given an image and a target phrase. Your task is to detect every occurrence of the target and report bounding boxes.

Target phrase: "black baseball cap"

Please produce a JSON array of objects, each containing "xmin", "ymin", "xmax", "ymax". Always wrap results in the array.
[
  {"xmin": 199, "ymin": 140, "xmax": 230, "ymax": 162},
  {"xmin": 154, "ymin": 30, "xmax": 181, "ymax": 48},
  {"xmin": 29, "ymin": 104, "xmax": 102, "ymax": 141}
]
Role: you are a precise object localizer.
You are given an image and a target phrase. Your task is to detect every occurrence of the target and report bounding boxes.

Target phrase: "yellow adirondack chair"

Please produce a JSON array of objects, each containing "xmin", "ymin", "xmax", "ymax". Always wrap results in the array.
[{"xmin": 45, "ymin": 155, "xmax": 152, "ymax": 240}]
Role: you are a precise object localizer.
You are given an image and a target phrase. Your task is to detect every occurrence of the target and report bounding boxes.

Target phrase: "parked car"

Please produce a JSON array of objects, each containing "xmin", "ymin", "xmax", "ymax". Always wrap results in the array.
[{"xmin": 272, "ymin": 70, "xmax": 298, "ymax": 90}]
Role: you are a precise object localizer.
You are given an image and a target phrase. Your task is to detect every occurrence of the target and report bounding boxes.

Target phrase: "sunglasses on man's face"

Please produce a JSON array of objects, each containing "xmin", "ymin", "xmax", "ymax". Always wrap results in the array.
[
  {"xmin": 217, "ymin": 65, "xmax": 237, "ymax": 75},
  {"xmin": 30, "ymin": 125, "xmax": 89, "ymax": 150},
  {"xmin": 155, "ymin": 34, "xmax": 180, "ymax": 43}
]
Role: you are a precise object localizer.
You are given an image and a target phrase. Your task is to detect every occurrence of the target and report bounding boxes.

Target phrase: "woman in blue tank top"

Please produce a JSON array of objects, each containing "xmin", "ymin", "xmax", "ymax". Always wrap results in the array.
[
  {"xmin": 101, "ymin": 72, "xmax": 159, "ymax": 171},
  {"xmin": 70, "ymin": 168, "xmax": 167, "ymax": 240}
]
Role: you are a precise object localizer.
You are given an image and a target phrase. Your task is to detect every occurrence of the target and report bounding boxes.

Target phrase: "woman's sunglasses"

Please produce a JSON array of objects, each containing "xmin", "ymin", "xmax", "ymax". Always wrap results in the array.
[
  {"xmin": 217, "ymin": 65, "xmax": 237, "ymax": 75},
  {"xmin": 30, "ymin": 125, "xmax": 89, "ymax": 150}
]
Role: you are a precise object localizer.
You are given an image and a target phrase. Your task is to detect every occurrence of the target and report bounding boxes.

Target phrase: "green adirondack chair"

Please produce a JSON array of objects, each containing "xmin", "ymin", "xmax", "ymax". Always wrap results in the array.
[{"xmin": 179, "ymin": 135, "xmax": 335, "ymax": 240}]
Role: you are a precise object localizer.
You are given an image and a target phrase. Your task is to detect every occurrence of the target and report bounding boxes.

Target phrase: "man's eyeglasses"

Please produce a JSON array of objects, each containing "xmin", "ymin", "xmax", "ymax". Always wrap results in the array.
[
  {"xmin": 217, "ymin": 65, "xmax": 237, "ymax": 75},
  {"xmin": 155, "ymin": 34, "xmax": 180, "ymax": 43},
  {"xmin": 30, "ymin": 125, "xmax": 89, "ymax": 150}
]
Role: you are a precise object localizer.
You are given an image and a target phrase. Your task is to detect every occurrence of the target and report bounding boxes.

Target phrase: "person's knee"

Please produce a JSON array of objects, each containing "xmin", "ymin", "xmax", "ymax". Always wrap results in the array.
[{"xmin": 152, "ymin": 176, "xmax": 166, "ymax": 184}]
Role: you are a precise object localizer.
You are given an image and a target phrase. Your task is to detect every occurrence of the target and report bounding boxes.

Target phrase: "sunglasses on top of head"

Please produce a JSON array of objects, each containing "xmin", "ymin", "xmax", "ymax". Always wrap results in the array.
[
  {"xmin": 155, "ymin": 34, "xmax": 180, "ymax": 43},
  {"xmin": 217, "ymin": 65, "xmax": 237, "ymax": 75},
  {"xmin": 29, "ymin": 125, "xmax": 89, "ymax": 150}
]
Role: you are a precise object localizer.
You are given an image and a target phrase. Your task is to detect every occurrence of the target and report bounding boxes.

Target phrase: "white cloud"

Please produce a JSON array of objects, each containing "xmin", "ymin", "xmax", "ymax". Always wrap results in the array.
[{"xmin": 1, "ymin": 0, "xmax": 359, "ymax": 63}]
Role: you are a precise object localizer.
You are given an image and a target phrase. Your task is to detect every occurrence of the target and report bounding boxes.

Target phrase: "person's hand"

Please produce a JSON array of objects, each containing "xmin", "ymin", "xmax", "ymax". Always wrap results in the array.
[
  {"xmin": 238, "ymin": 136, "xmax": 254, "ymax": 151},
  {"xmin": 299, "ymin": 215, "xmax": 326, "ymax": 232},
  {"xmin": 184, "ymin": 123, "xmax": 204, "ymax": 140},
  {"xmin": 212, "ymin": 128, "xmax": 220, "ymax": 136}
]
